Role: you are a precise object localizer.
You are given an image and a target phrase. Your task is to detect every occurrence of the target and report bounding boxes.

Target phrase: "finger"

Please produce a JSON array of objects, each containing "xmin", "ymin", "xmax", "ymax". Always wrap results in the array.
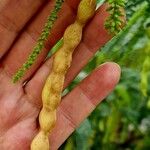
[
  {"xmin": 1, "ymin": 0, "xmax": 80, "ymax": 82},
  {"xmin": 25, "ymin": 4, "xmax": 112, "ymax": 105},
  {"xmin": 0, "ymin": 0, "xmax": 47, "ymax": 59},
  {"xmin": 49, "ymin": 62, "xmax": 121, "ymax": 149}
]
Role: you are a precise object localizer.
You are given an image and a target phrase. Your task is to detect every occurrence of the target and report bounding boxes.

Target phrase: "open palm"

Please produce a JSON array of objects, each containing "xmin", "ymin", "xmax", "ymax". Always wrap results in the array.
[{"xmin": 0, "ymin": 0, "xmax": 120, "ymax": 149}]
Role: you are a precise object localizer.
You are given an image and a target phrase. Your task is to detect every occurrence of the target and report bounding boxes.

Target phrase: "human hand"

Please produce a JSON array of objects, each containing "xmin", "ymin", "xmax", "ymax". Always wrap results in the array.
[{"xmin": 0, "ymin": 0, "xmax": 120, "ymax": 149}]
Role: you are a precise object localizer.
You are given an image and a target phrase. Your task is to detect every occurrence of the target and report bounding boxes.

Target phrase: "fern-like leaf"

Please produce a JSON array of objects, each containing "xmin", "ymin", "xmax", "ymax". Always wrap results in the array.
[
  {"xmin": 12, "ymin": 0, "xmax": 64, "ymax": 83},
  {"xmin": 105, "ymin": 0, "xmax": 126, "ymax": 35}
]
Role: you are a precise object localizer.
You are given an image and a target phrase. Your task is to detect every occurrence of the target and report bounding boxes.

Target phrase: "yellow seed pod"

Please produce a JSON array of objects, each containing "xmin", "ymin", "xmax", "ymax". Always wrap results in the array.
[
  {"xmin": 44, "ymin": 94, "xmax": 61, "ymax": 110},
  {"xmin": 63, "ymin": 22, "xmax": 83, "ymax": 49},
  {"xmin": 31, "ymin": 0, "xmax": 96, "ymax": 149},
  {"xmin": 77, "ymin": 0, "xmax": 96, "ymax": 24},
  {"xmin": 42, "ymin": 76, "xmax": 52, "ymax": 103},
  {"xmin": 54, "ymin": 49, "xmax": 72, "ymax": 73},
  {"xmin": 31, "ymin": 131, "xmax": 49, "ymax": 150},
  {"xmin": 39, "ymin": 109, "xmax": 56, "ymax": 132}
]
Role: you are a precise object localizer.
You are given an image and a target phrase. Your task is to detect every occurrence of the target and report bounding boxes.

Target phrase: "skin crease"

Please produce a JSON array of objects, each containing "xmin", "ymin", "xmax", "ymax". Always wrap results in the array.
[{"xmin": 0, "ymin": 0, "xmax": 122, "ymax": 150}]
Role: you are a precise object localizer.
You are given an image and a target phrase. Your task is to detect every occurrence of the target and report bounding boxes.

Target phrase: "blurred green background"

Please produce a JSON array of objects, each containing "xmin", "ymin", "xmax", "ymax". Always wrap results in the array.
[{"xmin": 59, "ymin": 0, "xmax": 150, "ymax": 149}]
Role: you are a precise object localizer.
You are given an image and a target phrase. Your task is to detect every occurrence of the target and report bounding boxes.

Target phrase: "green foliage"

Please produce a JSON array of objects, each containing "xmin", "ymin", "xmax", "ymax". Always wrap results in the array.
[
  {"xmin": 125, "ymin": 0, "xmax": 150, "ymax": 19},
  {"xmin": 105, "ymin": 0, "xmax": 126, "ymax": 35},
  {"xmin": 100, "ymin": 1, "xmax": 149, "ymax": 67},
  {"xmin": 140, "ymin": 29, "xmax": 150, "ymax": 96},
  {"xmin": 12, "ymin": 0, "xmax": 64, "ymax": 83},
  {"xmin": 60, "ymin": 0, "xmax": 150, "ymax": 149}
]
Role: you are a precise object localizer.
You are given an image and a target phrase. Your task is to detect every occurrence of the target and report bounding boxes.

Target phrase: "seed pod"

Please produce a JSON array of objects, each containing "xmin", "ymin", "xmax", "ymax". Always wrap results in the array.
[{"xmin": 31, "ymin": 0, "xmax": 96, "ymax": 149}]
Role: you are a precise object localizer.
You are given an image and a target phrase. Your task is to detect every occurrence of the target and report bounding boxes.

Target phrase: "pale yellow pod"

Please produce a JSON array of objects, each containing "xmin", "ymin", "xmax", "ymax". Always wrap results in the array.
[
  {"xmin": 77, "ymin": 0, "xmax": 96, "ymax": 24},
  {"xmin": 39, "ymin": 109, "xmax": 56, "ymax": 132},
  {"xmin": 51, "ymin": 73, "xmax": 65, "ymax": 93},
  {"xmin": 63, "ymin": 22, "xmax": 83, "ymax": 49},
  {"xmin": 53, "ymin": 49, "xmax": 72, "ymax": 74},
  {"xmin": 31, "ymin": 131, "xmax": 49, "ymax": 150},
  {"xmin": 42, "ymin": 75, "xmax": 53, "ymax": 103},
  {"xmin": 43, "ymin": 94, "xmax": 61, "ymax": 111},
  {"xmin": 31, "ymin": 0, "xmax": 96, "ymax": 149}
]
